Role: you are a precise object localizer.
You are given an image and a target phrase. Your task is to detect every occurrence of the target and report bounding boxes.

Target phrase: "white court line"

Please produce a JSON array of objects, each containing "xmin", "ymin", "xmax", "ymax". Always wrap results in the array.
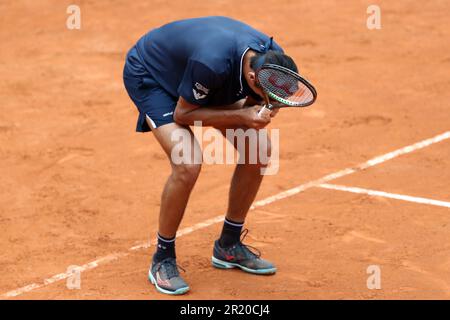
[
  {"xmin": 2, "ymin": 130, "xmax": 449, "ymax": 299},
  {"xmin": 319, "ymin": 184, "xmax": 450, "ymax": 209}
]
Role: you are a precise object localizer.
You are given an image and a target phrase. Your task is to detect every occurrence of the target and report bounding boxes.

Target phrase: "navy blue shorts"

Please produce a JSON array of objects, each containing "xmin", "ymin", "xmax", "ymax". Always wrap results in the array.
[{"xmin": 123, "ymin": 46, "xmax": 177, "ymax": 132}]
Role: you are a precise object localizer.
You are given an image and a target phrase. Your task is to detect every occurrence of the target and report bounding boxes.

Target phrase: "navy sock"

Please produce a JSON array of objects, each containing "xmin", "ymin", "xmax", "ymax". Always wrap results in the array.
[
  {"xmin": 219, "ymin": 218, "xmax": 244, "ymax": 248},
  {"xmin": 153, "ymin": 233, "xmax": 176, "ymax": 263}
]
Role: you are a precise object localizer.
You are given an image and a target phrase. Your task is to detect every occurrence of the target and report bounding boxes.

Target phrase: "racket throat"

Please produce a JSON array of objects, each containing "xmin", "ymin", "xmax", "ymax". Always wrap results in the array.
[
  {"xmin": 258, "ymin": 91, "xmax": 273, "ymax": 117},
  {"xmin": 258, "ymin": 103, "xmax": 273, "ymax": 117}
]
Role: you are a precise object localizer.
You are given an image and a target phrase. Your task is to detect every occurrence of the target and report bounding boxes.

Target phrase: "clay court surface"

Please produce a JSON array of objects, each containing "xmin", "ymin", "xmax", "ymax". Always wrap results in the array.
[{"xmin": 1, "ymin": 0, "xmax": 449, "ymax": 299}]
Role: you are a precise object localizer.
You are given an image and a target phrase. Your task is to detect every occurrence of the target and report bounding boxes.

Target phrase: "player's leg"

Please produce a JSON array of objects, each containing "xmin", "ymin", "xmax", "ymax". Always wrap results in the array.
[
  {"xmin": 123, "ymin": 50, "xmax": 200, "ymax": 294},
  {"xmin": 211, "ymin": 127, "xmax": 276, "ymax": 275},
  {"xmin": 215, "ymin": 126, "xmax": 270, "ymax": 221},
  {"xmin": 150, "ymin": 121, "xmax": 202, "ymax": 239},
  {"xmin": 208, "ymin": 99, "xmax": 269, "ymax": 223},
  {"xmin": 146, "ymin": 120, "xmax": 202, "ymax": 295}
]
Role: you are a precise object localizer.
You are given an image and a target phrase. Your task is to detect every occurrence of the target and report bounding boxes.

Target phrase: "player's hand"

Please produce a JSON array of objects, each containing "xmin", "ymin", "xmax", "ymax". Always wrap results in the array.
[{"xmin": 241, "ymin": 105, "xmax": 271, "ymax": 129}]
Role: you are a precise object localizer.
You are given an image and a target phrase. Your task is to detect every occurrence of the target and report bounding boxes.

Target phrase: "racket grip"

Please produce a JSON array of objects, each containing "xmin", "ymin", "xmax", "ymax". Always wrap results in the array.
[{"xmin": 258, "ymin": 106, "xmax": 272, "ymax": 117}]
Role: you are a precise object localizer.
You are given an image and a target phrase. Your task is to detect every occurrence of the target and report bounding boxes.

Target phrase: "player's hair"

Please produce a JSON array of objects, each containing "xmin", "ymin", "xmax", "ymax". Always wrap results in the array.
[{"xmin": 250, "ymin": 50, "xmax": 298, "ymax": 73}]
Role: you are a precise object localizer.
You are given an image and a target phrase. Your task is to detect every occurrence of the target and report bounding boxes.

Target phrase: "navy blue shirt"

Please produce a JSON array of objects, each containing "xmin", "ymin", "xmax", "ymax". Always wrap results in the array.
[{"xmin": 134, "ymin": 16, "xmax": 284, "ymax": 106}]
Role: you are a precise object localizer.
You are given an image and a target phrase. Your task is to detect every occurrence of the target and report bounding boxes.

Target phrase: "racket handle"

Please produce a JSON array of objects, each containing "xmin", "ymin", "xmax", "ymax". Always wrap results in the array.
[{"xmin": 258, "ymin": 106, "xmax": 272, "ymax": 117}]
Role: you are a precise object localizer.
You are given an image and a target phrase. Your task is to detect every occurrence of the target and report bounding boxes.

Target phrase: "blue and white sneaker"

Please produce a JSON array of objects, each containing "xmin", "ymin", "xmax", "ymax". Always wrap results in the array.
[
  {"xmin": 212, "ymin": 229, "xmax": 277, "ymax": 275},
  {"xmin": 148, "ymin": 257, "xmax": 190, "ymax": 295}
]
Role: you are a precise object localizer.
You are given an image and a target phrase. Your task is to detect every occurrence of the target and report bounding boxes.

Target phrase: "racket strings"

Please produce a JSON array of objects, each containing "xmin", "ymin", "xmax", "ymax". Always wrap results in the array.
[{"xmin": 258, "ymin": 68, "xmax": 315, "ymax": 106}]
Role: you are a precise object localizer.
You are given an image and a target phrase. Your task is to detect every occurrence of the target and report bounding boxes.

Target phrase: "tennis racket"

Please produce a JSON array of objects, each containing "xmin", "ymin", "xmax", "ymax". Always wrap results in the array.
[{"xmin": 256, "ymin": 64, "xmax": 317, "ymax": 117}]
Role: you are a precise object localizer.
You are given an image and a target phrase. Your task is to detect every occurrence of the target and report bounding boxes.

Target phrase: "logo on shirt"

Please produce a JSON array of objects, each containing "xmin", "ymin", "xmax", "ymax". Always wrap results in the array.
[{"xmin": 193, "ymin": 82, "xmax": 209, "ymax": 100}]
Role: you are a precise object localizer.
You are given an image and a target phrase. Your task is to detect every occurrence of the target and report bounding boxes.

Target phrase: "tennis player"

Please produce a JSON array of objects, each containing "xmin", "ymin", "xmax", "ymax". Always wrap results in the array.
[{"xmin": 123, "ymin": 16, "xmax": 298, "ymax": 295}]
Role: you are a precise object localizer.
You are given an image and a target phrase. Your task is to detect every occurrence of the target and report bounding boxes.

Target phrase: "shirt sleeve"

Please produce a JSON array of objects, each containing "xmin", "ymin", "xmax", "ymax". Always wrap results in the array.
[{"xmin": 177, "ymin": 59, "xmax": 223, "ymax": 106}]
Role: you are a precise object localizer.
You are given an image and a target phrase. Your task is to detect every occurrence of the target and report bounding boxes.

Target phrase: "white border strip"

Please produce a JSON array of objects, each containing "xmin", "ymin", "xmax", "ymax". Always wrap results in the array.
[
  {"xmin": 2, "ymin": 130, "xmax": 449, "ymax": 299},
  {"xmin": 319, "ymin": 184, "xmax": 450, "ymax": 208}
]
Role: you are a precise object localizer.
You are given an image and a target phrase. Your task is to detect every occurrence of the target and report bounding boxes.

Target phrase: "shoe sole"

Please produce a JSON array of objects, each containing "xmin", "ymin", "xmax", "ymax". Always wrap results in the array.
[
  {"xmin": 148, "ymin": 271, "xmax": 190, "ymax": 295},
  {"xmin": 211, "ymin": 256, "xmax": 277, "ymax": 275}
]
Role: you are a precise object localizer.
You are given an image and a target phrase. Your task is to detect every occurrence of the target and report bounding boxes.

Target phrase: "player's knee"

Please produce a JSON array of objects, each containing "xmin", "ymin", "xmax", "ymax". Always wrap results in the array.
[
  {"xmin": 239, "ymin": 133, "xmax": 271, "ymax": 167},
  {"xmin": 262, "ymin": 135, "xmax": 272, "ymax": 158},
  {"xmin": 257, "ymin": 135, "xmax": 271, "ymax": 167},
  {"xmin": 172, "ymin": 163, "xmax": 202, "ymax": 186}
]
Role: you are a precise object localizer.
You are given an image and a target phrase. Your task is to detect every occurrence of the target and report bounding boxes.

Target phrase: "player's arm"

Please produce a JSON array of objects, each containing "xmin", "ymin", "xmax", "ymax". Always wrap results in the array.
[
  {"xmin": 243, "ymin": 92, "xmax": 279, "ymax": 117},
  {"xmin": 244, "ymin": 96, "xmax": 280, "ymax": 118},
  {"xmin": 176, "ymin": 59, "xmax": 271, "ymax": 128},
  {"xmin": 174, "ymin": 97, "xmax": 269, "ymax": 129}
]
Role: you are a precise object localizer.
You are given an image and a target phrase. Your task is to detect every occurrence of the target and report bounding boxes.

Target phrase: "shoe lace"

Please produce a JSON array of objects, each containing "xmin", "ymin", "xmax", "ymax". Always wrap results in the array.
[
  {"xmin": 157, "ymin": 258, "xmax": 186, "ymax": 279},
  {"xmin": 239, "ymin": 229, "xmax": 261, "ymax": 259}
]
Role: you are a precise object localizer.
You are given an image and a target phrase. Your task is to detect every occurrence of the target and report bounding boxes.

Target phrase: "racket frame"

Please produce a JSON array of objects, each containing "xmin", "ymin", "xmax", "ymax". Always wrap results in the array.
[{"xmin": 256, "ymin": 63, "xmax": 317, "ymax": 109}]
